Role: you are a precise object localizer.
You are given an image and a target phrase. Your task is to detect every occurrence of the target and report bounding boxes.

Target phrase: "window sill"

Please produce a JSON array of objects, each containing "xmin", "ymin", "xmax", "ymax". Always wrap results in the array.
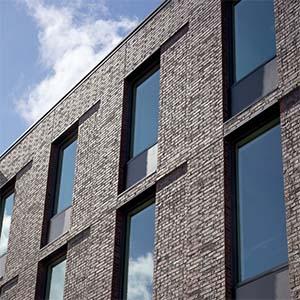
[
  {"xmin": 230, "ymin": 56, "xmax": 278, "ymax": 116},
  {"xmin": 233, "ymin": 56, "xmax": 276, "ymax": 87},
  {"xmin": 118, "ymin": 171, "xmax": 157, "ymax": 199},
  {"xmin": 236, "ymin": 262, "xmax": 288, "ymax": 288}
]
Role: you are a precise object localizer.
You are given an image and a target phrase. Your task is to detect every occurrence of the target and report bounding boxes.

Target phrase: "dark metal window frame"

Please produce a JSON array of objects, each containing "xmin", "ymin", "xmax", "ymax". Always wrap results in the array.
[
  {"xmin": 118, "ymin": 51, "xmax": 160, "ymax": 193},
  {"xmin": 0, "ymin": 180, "xmax": 15, "ymax": 258},
  {"xmin": 52, "ymin": 133, "xmax": 78, "ymax": 216},
  {"xmin": 234, "ymin": 118, "xmax": 287, "ymax": 284},
  {"xmin": 231, "ymin": 0, "xmax": 240, "ymax": 85},
  {"xmin": 223, "ymin": 0, "xmax": 277, "ymax": 118},
  {"xmin": 122, "ymin": 197, "xmax": 155, "ymax": 300},
  {"xmin": 129, "ymin": 65, "xmax": 160, "ymax": 159},
  {"xmin": 231, "ymin": 0, "xmax": 276, "ymax": 85},
  {"xmin": 224, "ymin": 104, "xmax": 288, "ymax": 296},
  {"xmin": 35, "ymin": 245, "xmax": 67, "ymax": 300},
  {"xmin": 112, "ymin": 186, "xmax": 156, "ymax": 299},
  {"xmin": 44, "ymin": 255, "xmax": 67, "ymax": 300},
  {"xmin": 234, "ymin": 118, "xmax": 288, "ymax": 289},
  {"xmin": 41, "ymin": 123, "xmax": 78, "ymax": 247}
]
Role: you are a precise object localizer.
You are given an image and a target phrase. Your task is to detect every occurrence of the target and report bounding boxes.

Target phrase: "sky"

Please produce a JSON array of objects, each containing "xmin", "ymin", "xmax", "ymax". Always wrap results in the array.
[{"xmin": 0, "ymin": 0, "xmax": 162, "ymax": 155}]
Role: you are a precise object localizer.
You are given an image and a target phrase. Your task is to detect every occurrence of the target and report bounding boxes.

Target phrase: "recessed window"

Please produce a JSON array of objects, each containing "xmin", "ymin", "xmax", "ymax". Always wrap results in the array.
[
  {"xmin": 45, "ymin": 257, "xmax": 67, "ymax": 300},
  {"xmin": 233, "ymin": 0, "xmax": 276, "ymax": 82},
  {"xmin": 123, "ymin": 201, "xmax": 155, "ymax": 300},
  {"xmin": 43, "ymin": 129, "xmax": 78, "ymax": 245},
  {"xmin": 130, "ymin": 67, "xmax": 160, "ymax": 158},
  {"xmin": 53, "ymin": 136, "xmax": 77, "ymax": 216},
  {"xmin": 0, "ymin": 192, "xmax": 14, "ymax": 257},
  {"xmin": 236, "ymin": 121, "xmax": 288, "ymax": 282},
  {"xmin": 120, "ymin": 58, "xmax": 160, "ymax": 189}
]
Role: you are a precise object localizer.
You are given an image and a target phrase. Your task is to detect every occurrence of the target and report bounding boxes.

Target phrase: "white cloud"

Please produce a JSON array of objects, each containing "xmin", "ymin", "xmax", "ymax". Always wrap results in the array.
[
  {"xmin": 16, "ymin": 0, "xmax": 137, "ymax": 124},
  {"xmin": 127, "ymin": 252, "xmax": 154, "ymax": 300}
]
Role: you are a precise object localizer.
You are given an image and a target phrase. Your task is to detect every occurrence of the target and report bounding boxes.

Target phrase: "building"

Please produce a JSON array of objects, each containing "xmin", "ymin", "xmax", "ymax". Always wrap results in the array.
[{"xmin": 0, "ymin": 0, "xmax": 299, "ymax": 299}]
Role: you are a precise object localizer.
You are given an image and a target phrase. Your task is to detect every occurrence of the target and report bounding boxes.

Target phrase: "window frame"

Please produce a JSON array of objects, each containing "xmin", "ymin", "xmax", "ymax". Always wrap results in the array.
[
  {"xmin": 41, "ymin": 123, "xmax": 78, "ymax": 248},
  {"xmin": 129, "ymin": 65, "xmax": 160, "ymax": 159},
  {"xmin": 52, "ymin": 133, "xmax": 78, "ymax": 216},
  {"xmin": 231, "ymin": 0, "xmax": 239, "ymax": 84},
  {"xmin": 118, "ymin": 51, "xmax": 160, "ymax": 193},
  {"xmin": 44, "ymin": 255, "xmax": 67, "ymax": 300},
  {"xmin": 231, "ymin": 0, "xmax": 276, "ymax": 84},
  {"xmin": 122, "ymin": 198, "xmax": 155, "ymax": 299},
  {"xmin": 35, "ymin": 245, "xmax": 67, "ymax": 299},
  {"xmin": 0, "ymin": 183, "xmax": 15, "ymax": 258},
  {"xmin": 234, "ymin": 118, "xmax": 288, "ymax": 285}
]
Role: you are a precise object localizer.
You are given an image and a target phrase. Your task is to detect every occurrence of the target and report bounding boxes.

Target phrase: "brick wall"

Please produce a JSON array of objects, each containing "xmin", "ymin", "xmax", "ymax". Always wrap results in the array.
[
  {"xmin": 280, "ymin": 87, "xmax": 300, "ymax": 300},
  {"xmin": 0, "ymin": 0, "xmax": 299, "ymax": 299}
]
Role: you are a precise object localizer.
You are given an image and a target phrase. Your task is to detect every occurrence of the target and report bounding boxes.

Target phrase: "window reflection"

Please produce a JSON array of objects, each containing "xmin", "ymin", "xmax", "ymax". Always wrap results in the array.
[
  {"xmin": 237, "ymin": 123, "xmax": 288, "ymax": 281},
  {"xmin": 46, "ymin": 259, "xmax": 66, "ymax": 300},
  {"xmin": 125, "ymin": 202, "xmax": 155, "ymax": 300},
  {"xmin": 54, "ymin": 138, "xmax": 77, "ymax": 215},
  {"xmin": 0, "ymin": 193, "xmax": 14, "ymax": 256},
  {"xmin": 234, "ymin": 0, "xmax": 276, "ymax": 82},
  {"xmin": 131, "ymin": 68, "xmax": 160, "ymax": 158}
]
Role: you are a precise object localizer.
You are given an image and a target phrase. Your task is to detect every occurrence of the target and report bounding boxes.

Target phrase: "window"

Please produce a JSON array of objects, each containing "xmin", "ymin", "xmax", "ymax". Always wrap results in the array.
[
  {"xmin": 45, "ymin": 257, "xmax": 66, "ymax": 300},
  {"xmin": 123, "ymin": 201, "xmax": 155, "ymax": 300},
  {"xmin": 120, "ymin": 58, "xmax": 160, "ymax": 189},
  {"xmin": 130, "ymin": 67, "xmax": 160, "ymax": 158},
  {"xmin": 236, "ymin": 121, "xmax": 288, "ymax": 282},
  {"xmin": 53, "ymin": 136, "xmax": 77, "ymax": 216},
  {"xmin": 43, "ymin": 129, "xmax": 78, "ymax": 245},
  {"xmin": 228, "ymin": 0, "xmax": 278, "ymax": 117},
  {"xmin": 233, "ymin": 0, "xmax": 276, "ymax": 82},
  {"xmin": 0, "ymin": 191, "xmax": 14, "ymax": 257}
]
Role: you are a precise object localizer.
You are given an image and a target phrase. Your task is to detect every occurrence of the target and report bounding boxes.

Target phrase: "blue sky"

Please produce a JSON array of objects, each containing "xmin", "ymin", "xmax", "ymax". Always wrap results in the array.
[{"xmin": 0, "ymin": 0, "xmax": 162, "ymax": 155}]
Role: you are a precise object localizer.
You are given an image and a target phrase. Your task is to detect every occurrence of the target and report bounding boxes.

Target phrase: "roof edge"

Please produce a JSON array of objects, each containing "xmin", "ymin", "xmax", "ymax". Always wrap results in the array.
[{"xmin": 0, "ymin": 0, "xmax": 171, "ymax": 161}]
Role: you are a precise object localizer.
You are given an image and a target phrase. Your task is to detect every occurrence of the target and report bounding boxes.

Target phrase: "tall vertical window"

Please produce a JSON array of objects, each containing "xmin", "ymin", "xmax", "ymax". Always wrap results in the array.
[
  {"xmin": 0, "ymin": 192, "xmax": 14, "ymax": 257},
  {"xmin": 122, "ymin": 60, "xmax": 160, "ymax": 189},
  {"xmin": 45, "ymin": 131, "xmax": 78, "ymax": 244},
  {"xmin": 123, "ymin": 201, "xmax": 155, "ymax": 300},
  {"xmin": 236, "ymin": 121, "xmax": 288, "ymax": 282},
  {"xmin": 53, "ymin": 137, "xmax": 77, "ymax": 216},
  {"xmin": 233, "ymin": 0, "xmax": 276, "ymax": 82},
  {"xmin": 130, "ymin": 67, "xmax": 160, "ymax": 158},
  {"xmin": 45, "ymin": 257, "xmax": 66, "ymax": 300}
]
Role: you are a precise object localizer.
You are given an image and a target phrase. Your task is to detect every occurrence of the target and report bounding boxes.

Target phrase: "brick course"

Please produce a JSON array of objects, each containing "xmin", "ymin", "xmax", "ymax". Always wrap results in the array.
[{"xmin": 0, "ymin": 0, "xmax": 299, "ymax": 299}]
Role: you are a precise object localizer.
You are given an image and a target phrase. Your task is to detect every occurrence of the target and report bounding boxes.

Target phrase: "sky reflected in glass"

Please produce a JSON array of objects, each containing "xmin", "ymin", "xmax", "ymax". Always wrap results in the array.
[
  {"xmin": 0, "ymin": 193, "xmax": 14, "ymax": 256},
  {"xmin": 234, "ymin": 0, "xmax": 276, "ymax": 81},
  {"xmin": 55, "ymin": 139, "xmax": 77, "ymax": 215},
  {"xmin": 237, "ymin": 124, "xmax": 288, "ymax": 281},
  {"xmin": 126, "ymin": 202, "xmax": 155, "ymax": 300},
  {"xmin": 131, "ymin": 69, "xmax": 160, "ymax": 158},
  {"xmin": 47, "ymin": 259, "xmax": 66, "ymax": 300}
]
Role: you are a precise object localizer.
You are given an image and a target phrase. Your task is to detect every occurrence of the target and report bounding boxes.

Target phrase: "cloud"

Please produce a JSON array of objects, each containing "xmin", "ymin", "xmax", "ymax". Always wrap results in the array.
[
  {"xmin": 127, "ymin": 252, "xmax": 154, "ymax": 300},
  {"xmin": 16, "ymin": 0, "xmax": 137, "ymax": 124}
]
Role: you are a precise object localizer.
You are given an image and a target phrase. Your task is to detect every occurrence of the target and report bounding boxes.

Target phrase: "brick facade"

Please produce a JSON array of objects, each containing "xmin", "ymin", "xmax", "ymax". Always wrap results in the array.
[{"xmin": 0, "ymin": 0, "xmax": 299, "ymax": 299}]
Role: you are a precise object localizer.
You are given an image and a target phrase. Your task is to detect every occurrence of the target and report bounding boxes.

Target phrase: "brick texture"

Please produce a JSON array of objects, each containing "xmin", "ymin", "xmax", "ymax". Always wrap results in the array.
[{"xmin": 0, "ymin": 0, "xmax": 299, "ymax": 299}]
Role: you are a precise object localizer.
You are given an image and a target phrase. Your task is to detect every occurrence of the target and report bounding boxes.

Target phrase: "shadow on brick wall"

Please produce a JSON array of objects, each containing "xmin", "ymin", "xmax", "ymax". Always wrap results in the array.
[
  {"xmin": 280, "ymin": 87, "xmax": 300, "ymax": 113},
  {"xmin": 0, "ymin": 171, "xmax": 7, "ymax": 187}
]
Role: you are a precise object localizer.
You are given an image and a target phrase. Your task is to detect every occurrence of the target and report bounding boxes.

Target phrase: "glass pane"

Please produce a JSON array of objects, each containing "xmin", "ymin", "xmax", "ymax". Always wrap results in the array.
[
  {"xmin": 126, "ymin": 202, "xmax": 155, "ymax": 300},
  {"xmin": 237, "ymin": 124, "xmax": 288, "ymax": 282},
  {"xmin": 234, "ymin": 0, "xmax": 276, "ymax": 82},
  {"xmin": 55, "ymin": 139, "xmax": 77, "ymax": 214},
  {"xmin": 131, "ymin": 69, "xmax": 160, "ymax": 157},
  {"xmin": 0, "ymin": 193, "xmax": 14, "ymax": 256},
  {"xmin": 47, "ymin": 259, "xmax": 66, "ymax": 300}
]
